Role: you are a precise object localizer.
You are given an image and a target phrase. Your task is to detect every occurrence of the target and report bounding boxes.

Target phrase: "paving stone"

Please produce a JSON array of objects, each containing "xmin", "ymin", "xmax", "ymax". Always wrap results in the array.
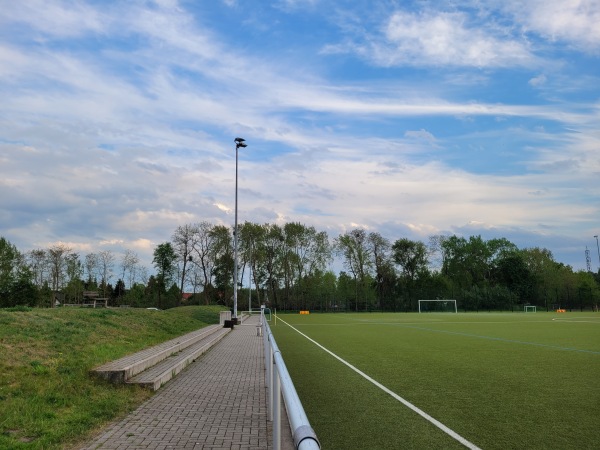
[{"xmin": 81, "ymin": 315, "xmax": 294, "ymax": 449}]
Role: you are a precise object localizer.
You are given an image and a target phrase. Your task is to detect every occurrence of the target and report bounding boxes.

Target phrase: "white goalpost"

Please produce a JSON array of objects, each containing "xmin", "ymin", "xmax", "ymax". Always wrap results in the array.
[
  {"xmin": 524, "ymin": 305, "xmax": 537, "ymax": 313},
  {"xmin": 418, "ymin": 299, "xmax": 458, "ymax": 313}
]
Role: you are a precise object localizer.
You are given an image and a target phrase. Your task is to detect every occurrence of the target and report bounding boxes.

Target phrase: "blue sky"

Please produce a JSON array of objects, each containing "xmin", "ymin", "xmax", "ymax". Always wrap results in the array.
[{"xmin": 1, "ymin": 0, "xmax": 599, "ymax": 273}]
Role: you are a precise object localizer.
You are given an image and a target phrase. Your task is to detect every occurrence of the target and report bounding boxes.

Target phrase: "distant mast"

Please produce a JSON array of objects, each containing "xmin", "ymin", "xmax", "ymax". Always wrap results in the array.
[{"xmin": 585, "ymin": 247, "xmax": 592, "ymax": 272}]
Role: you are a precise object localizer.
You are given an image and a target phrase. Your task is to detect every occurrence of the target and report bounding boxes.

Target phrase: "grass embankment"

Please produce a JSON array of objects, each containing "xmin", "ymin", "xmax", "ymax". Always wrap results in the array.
[
  {"xmin": 272, "ymin": 312, "xmax": 600, "ymax": 450},
  {"xmin": 0, "ymin": 305, "xmax": 225, "ymax": 449}
]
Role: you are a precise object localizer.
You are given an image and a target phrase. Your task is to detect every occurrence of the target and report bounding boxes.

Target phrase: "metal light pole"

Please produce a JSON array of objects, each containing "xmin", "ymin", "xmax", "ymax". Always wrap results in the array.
[
  {"xmin": 594, "ymin": 235, "xmax": 600, "ymax": 271},
  {"xmin": 233, "ymin": 137, "xmax": 247, "ymax": 323}
]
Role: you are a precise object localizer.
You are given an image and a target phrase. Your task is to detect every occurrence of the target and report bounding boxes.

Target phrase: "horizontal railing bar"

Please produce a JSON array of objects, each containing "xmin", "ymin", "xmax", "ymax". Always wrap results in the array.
[{"xmin": 264, "ymin": 313, "xmax": 320, "ymax": 450}]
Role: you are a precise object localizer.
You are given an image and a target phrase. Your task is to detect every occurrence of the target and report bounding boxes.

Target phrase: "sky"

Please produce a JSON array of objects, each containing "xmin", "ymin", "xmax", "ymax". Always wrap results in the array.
[{"xmin": 1, "ymin": 0, "xmax": 599, "ymax": 275}]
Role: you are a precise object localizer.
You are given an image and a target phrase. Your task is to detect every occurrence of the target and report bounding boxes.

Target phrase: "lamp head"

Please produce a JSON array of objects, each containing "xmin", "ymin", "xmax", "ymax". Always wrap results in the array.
[
  {"xmin": 234, "ymin": 137, "xmax": 245, "ymax": 143},
  {"xmin": 237, "ymin": 142, "xmax": 247, "ymax": 149}
]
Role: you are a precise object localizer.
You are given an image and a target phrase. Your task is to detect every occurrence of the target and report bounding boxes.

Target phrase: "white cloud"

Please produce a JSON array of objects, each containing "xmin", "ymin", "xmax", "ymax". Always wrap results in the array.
[
  {"xmin": 404, "ymin": 129, "xmax": 436, "ymax": 143},
  {"xmin": 0, "ymin": 0, "xmax": 108, "ymax": 38},
  {"xmin": 383, "ymin": 11, "xmax": 534, "ymax": 68},
  {"xmin": 529, "ymin": 74, "xmax": 547, "ymax": 87},
  {"xmin": 326, "ymin": 9, "xmax": 537, "ymax": 69},
  {"xmin": 503, "ymin": 0, "xmax": 600, "ymax": 53},
  {"xmin": 0, "ymin": 0, "xmax": 597, "ymax": 273}
]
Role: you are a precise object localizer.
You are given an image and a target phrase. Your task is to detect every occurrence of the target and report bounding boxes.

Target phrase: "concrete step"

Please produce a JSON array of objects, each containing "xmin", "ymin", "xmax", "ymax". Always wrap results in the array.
[
  {"xmin": 92, "ymin": 324, "xmax": 225, "ymax": 384},
  {"xmin": 126, "ymin": 327, "xmax": 231, "ymax": 391}
]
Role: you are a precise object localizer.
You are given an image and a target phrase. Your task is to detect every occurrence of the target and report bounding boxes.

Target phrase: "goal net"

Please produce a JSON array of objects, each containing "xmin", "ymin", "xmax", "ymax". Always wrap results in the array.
[
  {"xmin": 418, "ymin": 300, "xmax": 458, "ymax": 313},
  {"xmin": 524, "ymin": 305, "xmax": 537, "ymax": 313}
]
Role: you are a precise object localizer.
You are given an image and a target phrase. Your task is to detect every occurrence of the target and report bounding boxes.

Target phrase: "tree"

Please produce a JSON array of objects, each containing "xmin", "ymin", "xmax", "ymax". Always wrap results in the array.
[
  {"xmin": 492, "ymin": 251, "xmax": 533, "ymax": 305},
  {"xmin": 0, "ymin": 237, "xmax": 37, "ymax": 307},
  {"xmin": 172, "ymin": 224, "xmax": 198, "ymax": 306},
  {"xmin": 335, "ymin": 229, "xmax": 373, "ymax": 311},
  {"xmin": 153, "ymin": 242, "xmax": 177, "ymax": 309},
  {"xmin": 84, "ymin": 252, "xmax": 98, "ymax": 284},
  {"xmin": 428, "ymin": 234, "xmax": 449, "ymax": 272},
  {"xmin": 392, "ymin": 238, "xmax": 428, "ymax": 282},
  {"xmin": 209, "ymin": 225, "xmax": 233, "ymax": 305},
  {"xmin": 238, "ymin": 222, "xmax": 266, "ymax": 306},
  {"xmin": 192, "ymin": 222, "xmax": 223, "ymax": 305},
  {"xmin": 120, "ymin": 249, "xmax": 139, "ymax": 289},
  {"xmin": 63, "ymin": 253, "xmax": 84, "ymax": 304},
  {"xmin": 263, "ymin": 224, "xmax": 285, "ymax": 309},
  {"xmin": 284, "ymin": 222, "xmax": 331, "ymax": 310},
  {"xmin": 27, "ymin": 249, "xmax": 48, "ymax": 288},
  {"xmin": 368, "ymin": 232, "xmax": 394, "ymax": 310},
  {"xmin": 97, "ymin": 250, "xmax": 115, "ymax": 300},
  {"xmin": 47, "ymin": 244, "xmax": 72, "ymax": 305}
]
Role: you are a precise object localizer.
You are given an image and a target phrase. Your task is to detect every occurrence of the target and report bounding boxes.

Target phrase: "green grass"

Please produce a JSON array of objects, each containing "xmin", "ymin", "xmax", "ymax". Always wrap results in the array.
[
  {"xmin": 0, "ymin": 305, "xmax": 225, "ymax": 449},
  {"xmin": 271, "ymin": 312, "xmax": 600, "ymax": 450}
]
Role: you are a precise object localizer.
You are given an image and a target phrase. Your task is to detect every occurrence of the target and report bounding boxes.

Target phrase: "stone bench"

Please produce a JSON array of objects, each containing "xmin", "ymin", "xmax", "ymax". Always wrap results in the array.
[{"xmin": 91, "ymin": 324, "xmax": 230, "ymax": 389}]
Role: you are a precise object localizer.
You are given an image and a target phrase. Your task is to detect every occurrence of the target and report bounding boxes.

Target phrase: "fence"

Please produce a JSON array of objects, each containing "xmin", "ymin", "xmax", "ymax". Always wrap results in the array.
[{"xmin": 262, "ymin": 312, "xmax": 320, "ymax": 450}]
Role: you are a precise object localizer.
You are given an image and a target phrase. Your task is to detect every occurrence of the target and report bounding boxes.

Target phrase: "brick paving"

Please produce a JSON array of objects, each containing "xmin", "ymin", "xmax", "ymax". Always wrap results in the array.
[{"xmin": 82, "ymin": 315, "xmax": 291, "ymax": 449}]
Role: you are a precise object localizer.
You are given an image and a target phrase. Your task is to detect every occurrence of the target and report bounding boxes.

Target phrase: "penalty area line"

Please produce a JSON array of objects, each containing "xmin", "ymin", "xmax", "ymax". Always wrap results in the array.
[{"xmin": 278, "ymin": 317, "xmax": 482, "ymax": 450}]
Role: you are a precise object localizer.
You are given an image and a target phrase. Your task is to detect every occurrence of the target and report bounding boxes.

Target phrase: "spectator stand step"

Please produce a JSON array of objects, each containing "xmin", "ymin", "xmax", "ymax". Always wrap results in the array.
[{"xmin": 91, "ymin": 324, "xmax": 227, "ymax": 384}]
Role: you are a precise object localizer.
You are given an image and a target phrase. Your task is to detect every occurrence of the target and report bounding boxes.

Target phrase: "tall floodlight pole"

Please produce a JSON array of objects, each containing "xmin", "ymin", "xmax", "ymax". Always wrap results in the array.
[
  {"xmin": 233, "ymin": 137, "xmax": 247, "ymax": 323},
  {"xmin": 595, "ymin": 235, "xmax": 600, "ymax": 271}
]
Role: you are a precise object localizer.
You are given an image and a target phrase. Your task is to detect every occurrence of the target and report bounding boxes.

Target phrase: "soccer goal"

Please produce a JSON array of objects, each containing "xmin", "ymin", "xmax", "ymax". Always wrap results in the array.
[
  {"xmin": 524, "ymin": 305, "xmax": 537, "ymax": 313},
  {"xmin": 418, "ymin": 299, "xmax": 458, "ymax": 313}
]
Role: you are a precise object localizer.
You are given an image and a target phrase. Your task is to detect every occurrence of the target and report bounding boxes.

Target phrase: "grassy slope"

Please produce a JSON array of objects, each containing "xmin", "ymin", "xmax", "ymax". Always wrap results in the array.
[
  {"xmin": 271, "ymin": 312, "xmax": 600, "ymax": 450},
  {"xmin": 0, "ymin": 305, "xmax": 225, "ymax": 449}
]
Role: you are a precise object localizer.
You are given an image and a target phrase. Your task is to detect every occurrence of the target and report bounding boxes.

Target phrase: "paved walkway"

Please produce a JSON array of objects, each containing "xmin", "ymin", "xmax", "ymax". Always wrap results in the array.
[{"xmin": 82, "ymin": 315, "xmax": 292, "ymax": 449}]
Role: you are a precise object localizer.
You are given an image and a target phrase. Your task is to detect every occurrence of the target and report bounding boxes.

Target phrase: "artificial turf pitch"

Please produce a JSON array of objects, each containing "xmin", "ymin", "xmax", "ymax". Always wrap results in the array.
[{"xmin": 270, "ymin": 312, "xmax": 600, "ymax": 450}]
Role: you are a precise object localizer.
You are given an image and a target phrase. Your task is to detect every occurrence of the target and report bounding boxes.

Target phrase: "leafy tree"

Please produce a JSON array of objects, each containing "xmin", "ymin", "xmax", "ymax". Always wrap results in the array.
[
  {"xmin": 63, "ymin": 253, "xmax": 84, "ymax": 304},
  {"xmin": 122, "ymin": 283, "xmax": 147, "ymax": 308},
  {"xmin": 263, "ymin": 224, "xmax": 285, "ymax": 309},
  {"xmin": 392, "ymin": 238, "xmax": 429, "ymax": 282},
  {"xmin": 153, "ymin": 242, "xmax": 177, "ymax": 309},
  {"xmin": 364, "ymin": 232, "xmax": 394, "ymax": 310},
  {"xmin": 209, "ymin": 225, "xmax": 234, "ymax": 305},
  {"xmin": 239, "ymin": 222, "xmax": 266, "ymax": 306},
  {"xmin": 0, "ymin": 237, "xmax": 37, "ymax": 307},
  {"xmin": 335, "ymin": 229, "xmax": 373, "ymax": 310},
  {"xmin": 284, "ymin": 222, "xmax": 331, "ymax": 310},
  {"xmin": 336, "ymin": 271, "xmax": 355, "ymax": 311},
  {"xmin": 492, "ymin": 251, "xmax": 534, "ymax": 304},
  {"xmin": 27, "ymin": 249, "xmax": 48, "ymax": 288}
]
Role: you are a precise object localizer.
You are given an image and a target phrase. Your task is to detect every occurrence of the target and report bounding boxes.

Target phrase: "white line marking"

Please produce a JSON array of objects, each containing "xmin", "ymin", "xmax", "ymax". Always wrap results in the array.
[{"xmin": 278, "ymin": 316, "xmax": 482, "ymax": 450}]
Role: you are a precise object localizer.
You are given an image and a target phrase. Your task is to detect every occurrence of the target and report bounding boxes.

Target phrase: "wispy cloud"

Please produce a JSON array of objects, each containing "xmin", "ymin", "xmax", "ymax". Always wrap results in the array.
[{"xmin": 0, "ymin": 0, "xmax": 598, "ymax": 271}]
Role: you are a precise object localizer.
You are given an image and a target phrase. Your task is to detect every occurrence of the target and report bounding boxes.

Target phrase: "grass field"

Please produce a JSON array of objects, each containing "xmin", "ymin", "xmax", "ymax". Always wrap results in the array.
[
  {"xmin": 0, "ymin": 305, "xmax": 224, "ymax": 449},
  {"xmin": 270, "ymin": 312, "xmax": 600, "ymax": 450}
]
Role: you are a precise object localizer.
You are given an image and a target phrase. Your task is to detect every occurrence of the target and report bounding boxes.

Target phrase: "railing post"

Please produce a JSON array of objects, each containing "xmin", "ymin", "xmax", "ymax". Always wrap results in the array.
[
  {"xmin": 273, "ymin": 361, "xmax": 281, "ymax": 450},
  {"xmin": 268, "ymin": 338, "xmax": 274, "ymax": 421}
]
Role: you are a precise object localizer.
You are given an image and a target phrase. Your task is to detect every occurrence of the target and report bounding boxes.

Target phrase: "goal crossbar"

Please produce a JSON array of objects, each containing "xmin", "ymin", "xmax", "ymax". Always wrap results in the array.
[{"xmin": 418, "ymin": 299, "xmax": 458, "ymax": 313}]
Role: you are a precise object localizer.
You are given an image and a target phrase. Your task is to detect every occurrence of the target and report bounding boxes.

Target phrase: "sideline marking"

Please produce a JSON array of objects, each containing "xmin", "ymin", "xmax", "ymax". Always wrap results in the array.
[{"xmin": 278, "ymin": 317, "xmax": 482, "ymax": 450}]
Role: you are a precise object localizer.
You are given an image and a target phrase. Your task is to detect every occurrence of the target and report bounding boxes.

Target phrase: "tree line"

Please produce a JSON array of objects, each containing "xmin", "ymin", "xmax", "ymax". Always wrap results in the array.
[{"xmin": 1, "ymin": 223, "xmax": 599, "ymax": 311}]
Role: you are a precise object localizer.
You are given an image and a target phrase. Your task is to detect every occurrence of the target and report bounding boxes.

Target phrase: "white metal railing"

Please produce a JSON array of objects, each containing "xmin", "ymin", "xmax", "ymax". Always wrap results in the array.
[{"xmin": 262, "ymin": 310, "xmax": 320, "ymax": 450}]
